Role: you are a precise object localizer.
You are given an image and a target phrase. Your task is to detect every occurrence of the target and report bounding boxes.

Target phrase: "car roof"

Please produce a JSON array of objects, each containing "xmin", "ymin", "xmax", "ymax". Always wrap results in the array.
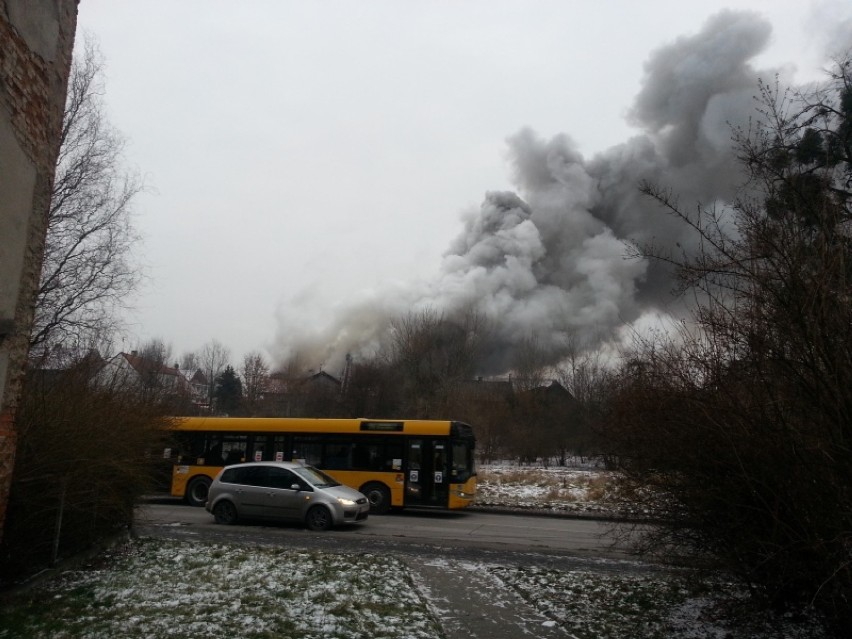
[{"xmin": 223, "ymin": 461, "xmax": 305, "ymax": 470}]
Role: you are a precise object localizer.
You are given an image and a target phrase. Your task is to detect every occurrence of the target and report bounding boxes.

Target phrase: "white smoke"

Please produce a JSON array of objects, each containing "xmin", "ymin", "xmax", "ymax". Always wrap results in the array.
[{"xmin": 272, "ymin": 11, "xmax": 796, "ymax": 374}]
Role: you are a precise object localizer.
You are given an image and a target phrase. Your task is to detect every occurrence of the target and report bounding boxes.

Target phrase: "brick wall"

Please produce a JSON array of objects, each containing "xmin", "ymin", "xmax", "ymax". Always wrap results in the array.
[{"xmin": 0, "ymin": 0, "xmax": 78, "ymax": 542}]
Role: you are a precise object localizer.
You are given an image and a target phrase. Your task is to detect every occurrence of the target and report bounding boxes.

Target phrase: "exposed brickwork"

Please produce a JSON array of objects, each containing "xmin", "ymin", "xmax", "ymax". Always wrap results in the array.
[
  {"xmin": 0, "ymin": 0, "xmax": 78, "ymax": 543},
  {"xmin": 0, "ymin": 15, "xmax": 53, "ymax": 166}
]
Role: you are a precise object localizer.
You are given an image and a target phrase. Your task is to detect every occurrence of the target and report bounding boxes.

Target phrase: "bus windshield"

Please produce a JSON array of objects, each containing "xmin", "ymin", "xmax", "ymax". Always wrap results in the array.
[
  {"xmin": 451, "ymin": 440, "xmax": 475, "ymax": 483},
  {"xmin": 294, "ymin": 466, "xmax": 341, "ymax": 488}
]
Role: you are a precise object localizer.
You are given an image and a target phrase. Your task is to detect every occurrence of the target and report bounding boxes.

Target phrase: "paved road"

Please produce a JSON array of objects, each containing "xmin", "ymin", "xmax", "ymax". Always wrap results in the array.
[{"xmin": 134, "ymin": 500, "xmax": 658, "ymax": 572}]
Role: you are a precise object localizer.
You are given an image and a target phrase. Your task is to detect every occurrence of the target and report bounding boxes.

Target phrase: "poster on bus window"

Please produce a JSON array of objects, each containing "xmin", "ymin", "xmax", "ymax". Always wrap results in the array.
[
  {"xmin": 254, "ymin": 450, "xmax": 263, "ymax": 461},
  {"xmin": 275, "ymin": 452, "xmax": 283, "ymax": 461},
  {"xmin": 410, "ymin": 470, "xmax": 419, "ymax": 483},
  {"xmin": 434, "ymin": 471, "xmax": 443, "ymax": 484}
]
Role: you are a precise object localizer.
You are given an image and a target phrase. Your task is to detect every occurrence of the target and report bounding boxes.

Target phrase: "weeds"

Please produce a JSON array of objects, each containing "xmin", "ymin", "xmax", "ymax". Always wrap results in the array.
[
  {"xmin": 489, "ymin": 565, "xmax": 829, "ymax": 639},
  {"xmin": 0, "ymin": 539, "xmax": 441, "ymax": 639},
  {"xmin": 476, "ymin": 465, "xmax": 623, "ymax": 513}
]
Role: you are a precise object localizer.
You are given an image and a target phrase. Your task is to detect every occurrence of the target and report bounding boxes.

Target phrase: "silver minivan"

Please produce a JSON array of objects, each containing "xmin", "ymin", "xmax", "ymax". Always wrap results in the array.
[{"xmin": 205, "ymin": 461, "xmax": 369, "ymax": 531}]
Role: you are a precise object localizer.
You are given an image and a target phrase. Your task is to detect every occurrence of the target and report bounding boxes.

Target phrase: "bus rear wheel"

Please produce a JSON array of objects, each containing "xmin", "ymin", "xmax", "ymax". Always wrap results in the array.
[
  {"xmin": 185, "ymin": 476, "xmax": 211, "ymax": 507},
  {"xmin": 361, "ymin": 482, "xmax": 391, "ymax": 514}
]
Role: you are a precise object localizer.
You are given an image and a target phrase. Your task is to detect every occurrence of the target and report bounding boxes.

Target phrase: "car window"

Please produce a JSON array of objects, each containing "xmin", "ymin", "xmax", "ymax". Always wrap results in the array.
[
  {"xmin": 219, "ymin": 468, "xmax": 238, "ymax": 484},
  {"xmin": 293, "ymin": 466, "xmax": 340, "ymax": 488},
  {"xmin": 220, "ymin": 466, "xmax": 264, "ymax": 486},
  {"xmin": 262, "ymin": 467, "xmax": 296, "ymax": 489}
]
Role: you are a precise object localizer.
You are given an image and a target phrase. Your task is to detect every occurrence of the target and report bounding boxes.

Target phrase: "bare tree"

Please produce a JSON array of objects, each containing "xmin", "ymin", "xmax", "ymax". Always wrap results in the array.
[
  {"xmin": 138, "ymin": 338, "xmax": 173, "ymax": 369},
  {"xmin": 179, "ymin": 351, "xmax": 200, "ymax": 374},
  {"xmin": 339, "ymin": 357, "xmax": 400, "ymax": 418},
  {"xmin": 134, "ymin": 338, "xmax": 175, "ymax": 403},
  {"xmin": 31, "ymin": 37, "xmax": 142, "ymax": 354},
  {"xmin": 240, "ymin": 351, "xmax": 270, "ymax": 415},
  {"xmin": 606, "ymin": 58, "xmax": 852, "ymax": 633},
  {"xmin": 510, "ymin": 335, "xmax": 551, "ymax": 391},
  {"xmin": 452, "ymin": 381, "xmax": 513, "ymax": 464},
  {"xmin": 388, "ymin": 307, "xmax": 489, "ymax": 418},
  {"xmin": 555, "ymin": 337, "xmax": 612, "ymax": 459},
  {"xmin": 199, "ymin": 340, "xmax": 230, "ymax": 410}
]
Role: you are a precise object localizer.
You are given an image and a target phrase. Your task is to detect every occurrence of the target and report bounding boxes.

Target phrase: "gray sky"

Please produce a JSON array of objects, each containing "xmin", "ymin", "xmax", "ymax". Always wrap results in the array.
[{"xmin": 77, "ymin": 1, "xmax": 851, "ymax": 374}]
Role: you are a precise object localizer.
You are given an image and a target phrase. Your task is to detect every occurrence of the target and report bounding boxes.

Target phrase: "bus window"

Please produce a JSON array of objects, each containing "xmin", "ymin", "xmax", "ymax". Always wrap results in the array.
[
  {"xmin": 272, "ymin": 435, "xmax": 287, "ymax": 461},
  {"xmin": 175, "ymin": 432, "xmax": 205, "ymax": 464},
  {"xmin": 222, "ymin": 435, "xmax": 248, "ymax": 465},
  {"xmin": 351, "ymin": 438, "xmax": 404, "ymax": 471},
  {"xmin": 292, "ymin": 437, "xmax": 321, "ymax": 466},
  {"xmin": 323, "ymin": 439, "xmax": 353, "ymax": 470},
  {"xmin": 251, "ymin": 434, "xmax": 270, "ymax": 462},
  {"xmin": 386, "ymin": 441, "xmax": 404, "ymax": 471},
  {"xmin": 201, "ymin": 434, "xmax": 225, "ymax": 466},
  {"xmin": 352, "ymin": 441, "xmax": 377, "ymax": 469}
]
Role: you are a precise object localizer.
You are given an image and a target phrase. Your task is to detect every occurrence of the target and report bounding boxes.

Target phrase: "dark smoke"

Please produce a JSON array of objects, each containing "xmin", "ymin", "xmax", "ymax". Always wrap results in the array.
[{"xmin": 273, "ymin": 11, "xmax": 796, "ymax": 375}]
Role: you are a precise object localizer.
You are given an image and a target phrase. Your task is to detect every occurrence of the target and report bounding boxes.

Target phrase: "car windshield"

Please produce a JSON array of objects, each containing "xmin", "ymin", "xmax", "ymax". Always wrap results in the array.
[{"xmin": 293, "ymin": 466, "xmax": 341, "ymax": 488}]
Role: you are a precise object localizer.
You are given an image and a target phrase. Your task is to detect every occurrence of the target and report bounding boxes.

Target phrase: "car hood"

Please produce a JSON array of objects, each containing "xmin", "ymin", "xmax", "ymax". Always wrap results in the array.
[{"xmin": 318, "ymin": 484, "xmax": 365, "ymax": 501}]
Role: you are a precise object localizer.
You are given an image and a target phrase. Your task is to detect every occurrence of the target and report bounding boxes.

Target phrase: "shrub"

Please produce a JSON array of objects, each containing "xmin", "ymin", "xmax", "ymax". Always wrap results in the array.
[{"xmin": 0, "ymin": 360, "xmax": 171, "ymax": 582}]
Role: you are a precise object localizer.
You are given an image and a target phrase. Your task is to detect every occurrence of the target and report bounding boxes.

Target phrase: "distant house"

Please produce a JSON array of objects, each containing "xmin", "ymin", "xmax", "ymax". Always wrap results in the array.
[
  {"xmin": 97, "ymin": 351, "xmax": 190, "ymax": 396},
  {"xmin": 460, "ymin": 377, "xmax": 515, "ymax": 403},
  {"xmin": 260, "ymin": 370, "xmax": 342, "ymax": 417},
  {"xmin": 183, "ymin": 368, "xmax": 210, "ymax": 412},
  {"xmin": 305, "ymin": 370, "xmax": 342, "ymax": 394},
  {"xmin": 460, "ymin": 377, "xmax": 575, "ymax": 406},
  {"xmin": 517, "ymin": 379, "xmax": 577, "ymax": 407}
]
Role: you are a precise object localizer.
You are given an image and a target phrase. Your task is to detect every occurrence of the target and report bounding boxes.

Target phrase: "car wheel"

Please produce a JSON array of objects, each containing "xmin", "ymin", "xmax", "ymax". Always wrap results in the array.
[
  {"xmin": 212, "ymin": 500, "xmax": 238, "ymax": 525},
  {"xmin": 361, "ymin": 482, "xmax": 391, "ymax": 514},
  {"xmin": 305, "ymin": 505, "xmax": 333, "ymax": 531},
  {"xmin": 185, "ymin": 476, "xmax": 212, "ymax": 507}
]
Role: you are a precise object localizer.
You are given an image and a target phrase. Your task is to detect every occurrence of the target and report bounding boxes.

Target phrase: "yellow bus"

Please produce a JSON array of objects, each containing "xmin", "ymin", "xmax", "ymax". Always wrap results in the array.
[{"xmin": 165, "ymin": 417, "xmax": 477, "ymax": 513}]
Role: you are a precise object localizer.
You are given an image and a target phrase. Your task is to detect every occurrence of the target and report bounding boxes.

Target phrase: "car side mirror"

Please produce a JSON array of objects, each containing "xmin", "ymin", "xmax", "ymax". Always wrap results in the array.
[{"xmin": 290, "ymin": 483, "xmax": 302, "ymax": 491}]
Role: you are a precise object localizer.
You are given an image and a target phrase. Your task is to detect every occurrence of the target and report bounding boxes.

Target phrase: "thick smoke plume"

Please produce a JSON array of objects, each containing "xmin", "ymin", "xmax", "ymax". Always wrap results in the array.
[{"xmin": 273, "ymin": 11, "xmax": 793, "ymax": 375}]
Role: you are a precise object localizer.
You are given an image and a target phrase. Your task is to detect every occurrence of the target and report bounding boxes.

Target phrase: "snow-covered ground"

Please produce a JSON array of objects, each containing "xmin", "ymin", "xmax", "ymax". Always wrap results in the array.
[{"xmin": 0, "ymin": 463, "xmax": 832, "ymax": 639}]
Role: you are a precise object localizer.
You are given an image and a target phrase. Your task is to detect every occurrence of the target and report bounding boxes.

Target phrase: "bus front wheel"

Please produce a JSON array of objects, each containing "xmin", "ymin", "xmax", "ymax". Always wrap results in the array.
[
  {"xmin": 185, "ymin": 476, "xmax": 211, "ymax": 507},
  {"xmin": 361, "ymin": 482, "xmax": 391, "ymax": 514}
]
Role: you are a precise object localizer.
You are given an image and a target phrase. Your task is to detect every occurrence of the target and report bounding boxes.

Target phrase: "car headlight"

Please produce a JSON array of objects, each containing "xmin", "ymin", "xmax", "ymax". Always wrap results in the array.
[{"xmin": 337, "ymin": 498, "xmax": 357, "ymax": 506}]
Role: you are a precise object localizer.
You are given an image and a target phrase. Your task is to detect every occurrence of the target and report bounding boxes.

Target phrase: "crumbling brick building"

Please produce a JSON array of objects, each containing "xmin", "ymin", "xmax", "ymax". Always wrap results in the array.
[{"xmin": 0, "ymin": 0, "xmax": 78, "ymax": 540}]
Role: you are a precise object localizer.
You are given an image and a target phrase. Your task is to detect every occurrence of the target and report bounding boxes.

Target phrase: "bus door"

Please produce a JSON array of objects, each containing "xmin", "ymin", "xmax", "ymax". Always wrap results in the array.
[{"xmin": 405, "ymin": 439, "xmax": 449, "ymax": 507}]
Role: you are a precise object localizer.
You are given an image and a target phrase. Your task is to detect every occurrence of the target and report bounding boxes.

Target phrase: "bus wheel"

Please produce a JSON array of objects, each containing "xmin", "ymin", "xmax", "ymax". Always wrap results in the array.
[
  {"xmin": 306, "ymin": 506, "xmax": 332, "ymax": 531},
  {"xmin": 185, "ymin": 476, "xmax": 211, "ymax": 507},
  {"xmin": 212, "ymin": 500, "xmax": 238, "ymax": 525},
  {"xmin": 361, "ymin": 482, "xmax": 391, "ymax": 514}
]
